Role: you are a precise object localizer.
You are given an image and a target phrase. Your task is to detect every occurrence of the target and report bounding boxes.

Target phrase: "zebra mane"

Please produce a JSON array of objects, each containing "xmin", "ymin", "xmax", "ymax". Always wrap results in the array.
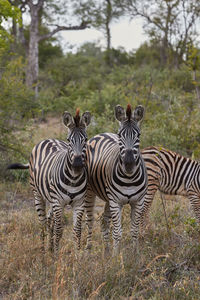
[
  {"xmin": 126, "ymin": 104, "xmax": 132, "ymax": 121},
  {"xmin": 74, "ymin": 108, "xmax": 80, "ymax": 127}
]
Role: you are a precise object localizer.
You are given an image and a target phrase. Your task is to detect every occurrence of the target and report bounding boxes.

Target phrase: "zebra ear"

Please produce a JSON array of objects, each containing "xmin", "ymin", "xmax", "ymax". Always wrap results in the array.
[
  {"xmin": 133, "ymin": 105, "xmax": 144, "ymax": 124},
  {"xmin": 115, "ymin": 105, "xmax": 125, "ymax": 122},
  {"xmin": 63, "ymin": 111, "xmax": 74, "ymax": 127},
  {"xmin": 80, "ymin": 111, "xmax": 91, "ymax": 127}
]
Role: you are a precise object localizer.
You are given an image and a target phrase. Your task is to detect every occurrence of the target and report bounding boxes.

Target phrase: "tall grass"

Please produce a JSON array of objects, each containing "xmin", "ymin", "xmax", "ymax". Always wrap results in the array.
[
  {"xmin": 1, "ymin": 117, "xmax": 200, "ymax": 299},
  {"xmin": 0, "ymin": 183, "xmax": 200, "ymax": 300}
]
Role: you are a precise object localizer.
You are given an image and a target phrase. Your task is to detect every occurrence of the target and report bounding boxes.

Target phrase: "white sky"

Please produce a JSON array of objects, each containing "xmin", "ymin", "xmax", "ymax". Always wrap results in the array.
[{"xmin": 60, "ymin": 18, "xmax": 147, "ymax": 53}]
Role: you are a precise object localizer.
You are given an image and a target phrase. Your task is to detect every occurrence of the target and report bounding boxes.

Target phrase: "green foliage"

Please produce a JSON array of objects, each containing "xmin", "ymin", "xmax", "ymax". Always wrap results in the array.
[
  {"xmin": 36, "ymin": 44, "xmax": 200, "ymax": 158},
  {"xmin": 0, "ymin": 0, "xmax": 21, "ymax": 54},
  {"xmin": 39, "ymin": 40, "xmax": 63, "ymax": 68},
  {"xmin": 0, "ymin": 57, "xmax": 37, "ymax": 175},
  {"xmin": 134, "ymin": 42, "xmax": 161, "ymax": 67},
  {"xmin": 2, "ymin": 38, "xmax": 200, "ymax": 178}
]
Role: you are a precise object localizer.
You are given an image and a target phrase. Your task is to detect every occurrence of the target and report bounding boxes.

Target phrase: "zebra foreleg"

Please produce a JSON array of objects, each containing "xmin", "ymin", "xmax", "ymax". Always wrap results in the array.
[
  {"xmin": 52, "ymin": 202, "xmax": 64, "ymax": 256},
  {"xmin": 34, "ymin": 191, "xmax": 47, "ymax": 252},
  {"xmin": 110, "ymin": 200, "xmax": 122, "ymax": 256},
  {"xmin": 100, "ymin": 201, "xmax": 111, "ymax": 254},
  {"xmin": 85, "ymin": 189, "xmax": 96, "ymax": 250},
  {"xmin": 130, "ymin": 199, "xmax": 144, "ymax": 251},
  {"xmin": 72, "ymin": 201, "xmax": 85, "ymax": 250}
]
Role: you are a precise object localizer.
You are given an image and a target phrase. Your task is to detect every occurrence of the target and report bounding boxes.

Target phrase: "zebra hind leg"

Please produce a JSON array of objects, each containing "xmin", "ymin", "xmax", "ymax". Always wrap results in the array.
[
  {"xmin": 47, "ymin": 206, "xmax": 54, "ymax": 252},
  {"xmin": 188, "ymin": 191, "xmax": 200, "ymax": 224},
  {"xmin": 140, "ymin": 186, "xmax": 158, "ymax": 232}
]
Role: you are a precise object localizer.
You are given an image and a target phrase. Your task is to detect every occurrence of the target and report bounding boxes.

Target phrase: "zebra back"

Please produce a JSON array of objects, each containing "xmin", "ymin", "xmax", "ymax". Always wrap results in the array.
[{"xmin": 141, "ymin": 146, "xmax": 200, "ymax": 196}]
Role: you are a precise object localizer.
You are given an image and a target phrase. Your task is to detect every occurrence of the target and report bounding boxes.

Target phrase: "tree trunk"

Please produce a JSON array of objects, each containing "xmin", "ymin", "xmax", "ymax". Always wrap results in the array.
[
  {"xmin": 11, "ymin": 18, "xmax": 17, "ymax": 52},
  {"xmin": 105, "ymin": 0, "xmax": 112, "ymax": 66},
  {"xmin": 26, "ymin": 5, "xmax": 39, "ymax": 98}
]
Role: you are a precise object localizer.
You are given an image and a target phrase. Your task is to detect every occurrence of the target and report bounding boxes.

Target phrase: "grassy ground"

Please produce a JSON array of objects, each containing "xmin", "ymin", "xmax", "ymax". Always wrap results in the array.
[{"xmin": 0, "ymin": 182, "xmax": 200, "ymax": 300}]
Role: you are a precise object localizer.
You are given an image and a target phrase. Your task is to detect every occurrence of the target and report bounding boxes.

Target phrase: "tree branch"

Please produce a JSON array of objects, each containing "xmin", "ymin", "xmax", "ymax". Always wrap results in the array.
[{"xmin": 38, "ymin": 21, "xmax": 89, "ymax": 42}]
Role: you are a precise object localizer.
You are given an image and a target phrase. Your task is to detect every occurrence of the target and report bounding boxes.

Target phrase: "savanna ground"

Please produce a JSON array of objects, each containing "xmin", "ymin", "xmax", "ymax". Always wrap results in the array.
[{"xmin": 1, "ymin": 117, "xmax": 200, "ymax": 300}]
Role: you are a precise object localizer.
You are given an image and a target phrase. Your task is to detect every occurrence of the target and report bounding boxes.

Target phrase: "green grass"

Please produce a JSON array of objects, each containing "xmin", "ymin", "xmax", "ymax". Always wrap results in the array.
[{"xmin": 0, "ymin": 183, "xmax": 200, "ymax": 300}]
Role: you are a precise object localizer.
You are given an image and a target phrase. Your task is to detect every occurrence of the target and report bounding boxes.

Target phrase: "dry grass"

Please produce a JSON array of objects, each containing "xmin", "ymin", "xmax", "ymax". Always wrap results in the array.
[
  {"xmin": 1, "ymin": 118, "xmax": 200, "ymax": 299},
  {"xmin": 1, "ymin": 184, "xmax": 200, "ymax": 300}
]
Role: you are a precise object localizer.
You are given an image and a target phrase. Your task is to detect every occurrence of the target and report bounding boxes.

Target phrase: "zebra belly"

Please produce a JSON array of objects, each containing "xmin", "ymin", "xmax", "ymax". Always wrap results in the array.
[{"xmin": 159, "ymin": 183, "xmax": 187, "ymax": 196}]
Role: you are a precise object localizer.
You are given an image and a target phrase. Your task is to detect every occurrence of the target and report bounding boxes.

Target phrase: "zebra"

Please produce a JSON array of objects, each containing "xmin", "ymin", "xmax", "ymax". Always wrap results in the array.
[
  {"xmin": 140, "ymin": 146, "xmax": 200, "ymax": 227},
  {"xmin": 7, "ymin": 109, "xmax": 91, "ymax": 254},
  {"xmin": 84, "ymin": 104, "xmax": 148, "ymax": 254}
]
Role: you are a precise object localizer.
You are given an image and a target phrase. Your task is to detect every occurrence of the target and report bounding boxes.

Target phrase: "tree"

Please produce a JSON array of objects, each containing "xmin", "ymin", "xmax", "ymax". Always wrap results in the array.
[
  {"xmin": 121, "ymin": 0, "xmax": 200, "ymax": 67},
  {"xmin": 74, "ymin": 0, "xmax": 124, "ymax": 66},
  {"xmin": 187, "ymin": 45, "xmax": 200, "ymax": 101},
  {"xmin": 0, "ymin": 0, "xmax": 21, "ymax": 55},
  {"xmin": 9, "ymin": 0, "xmax": 88, "ymax": 98}
]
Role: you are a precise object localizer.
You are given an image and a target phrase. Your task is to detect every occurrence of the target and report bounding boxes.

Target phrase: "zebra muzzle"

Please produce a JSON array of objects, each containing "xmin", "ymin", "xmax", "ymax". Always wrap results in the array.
[
  {"xmin": 123, "ymin": 149, "xmax": 135, "ymax": 174},
  {"xmin": 72, "ymin": 155, "xmax": 84, "ymax": 172}
]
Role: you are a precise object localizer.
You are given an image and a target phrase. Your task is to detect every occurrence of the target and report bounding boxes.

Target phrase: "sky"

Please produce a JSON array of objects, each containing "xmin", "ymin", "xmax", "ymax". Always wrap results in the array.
[{"xmin": 60, "ymin": 18, "xmax": 147, "ymax": 53}]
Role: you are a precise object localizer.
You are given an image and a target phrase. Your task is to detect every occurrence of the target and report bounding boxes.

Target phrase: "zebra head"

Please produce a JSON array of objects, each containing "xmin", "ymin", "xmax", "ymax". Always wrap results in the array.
[
  {"xmin": 115, "ymin": 104, "xmax": 144, "ymax": 174},
  {"xmin": 63, "ymin": 109, "xmax": 91, "ymax": 174}
]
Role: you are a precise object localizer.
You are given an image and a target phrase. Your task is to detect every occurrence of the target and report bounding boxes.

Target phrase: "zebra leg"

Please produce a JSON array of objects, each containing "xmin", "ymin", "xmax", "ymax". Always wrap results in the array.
[
  {"xmin": 130, "ymin": 198, "xmax": 144, "ymax": 250},
  {"xmin": 109, "ymin": 200, "xmax": 122, "ymax": 255},
  {"xmin": 72, "ymin": 200, "xmax": 85, "ymax": 250},
  {"xmin": 34, "ymin": 190, "xmax": 47, "ymax": 252},
  {"xmin": 187, "ymin": 191, "xmax": 200, "ymax": 223},
  {"xmin": 101, "ymin": 201, "xmax": 111, "ymax": 253},
  {"xmin": 47, "ymin": 206, "xmax": 54, "ymax": 252},
  {"xmin": 52, "ymin": 202, "xmax": 64, "ymax": 256},
  {"xmin": 140, "ymin": 183, "xmax": 159, "ymax": 230},
  {"xmin": 85, "ymin": 188, "xmax": 96, "ymax": 250}
]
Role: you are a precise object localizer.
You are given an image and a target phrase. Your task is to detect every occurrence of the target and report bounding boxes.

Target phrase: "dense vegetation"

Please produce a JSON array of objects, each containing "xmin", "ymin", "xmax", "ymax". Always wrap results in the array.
[
  {"xmin": 1, "ymin": 0, "xmax": 200, "ymax": 167},
  {"xmin": 1, "ymin": 0, "xmax": 200, "ymax": 299},
  {"xmin": 2, "ymin": 42, "xmax": 200, "ymax": 165}
]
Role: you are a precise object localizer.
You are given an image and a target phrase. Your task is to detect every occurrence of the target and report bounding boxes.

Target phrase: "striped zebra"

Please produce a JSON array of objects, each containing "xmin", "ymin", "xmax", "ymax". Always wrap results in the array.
[
  {"xmin": 7, "ymin": 109, "xmax": 91, "ymax": 254},
  {"xmin": 85, "ymin": 104, "xmax": 148, "ymax": 254},
  {"xmin": 141, "ymin": 146, "xmax": 200, "ymax": 226}
]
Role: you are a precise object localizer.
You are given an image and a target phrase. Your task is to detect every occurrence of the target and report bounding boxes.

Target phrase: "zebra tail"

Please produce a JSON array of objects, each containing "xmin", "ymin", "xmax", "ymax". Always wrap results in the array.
[{"xmin": 7, "ymin": 163, "xmax": 29, "ymax": 170}]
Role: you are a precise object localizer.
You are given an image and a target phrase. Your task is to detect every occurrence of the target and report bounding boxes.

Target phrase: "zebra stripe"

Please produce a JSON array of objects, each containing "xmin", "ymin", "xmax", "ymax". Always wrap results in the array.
[
  {"xmin": 141, "ymin": 146, "xmax": 200, "ymax": 226},
  {"xmin": 8, "ymin": 110, "xmax": 91, "ymax": 254},
  {"xmin": 85, "ymin": 104, "xmax": 148, "ymax": 253}
]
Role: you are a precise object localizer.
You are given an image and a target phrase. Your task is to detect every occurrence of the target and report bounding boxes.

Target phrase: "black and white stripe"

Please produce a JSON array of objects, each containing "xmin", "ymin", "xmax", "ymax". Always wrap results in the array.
[
  {"xmin": 85, "ymin": 104, "xmax": 148, "ymax": 253},
  {"xmin": 141, "ymin": 146, "xmax": 200, "ymax": 226},
  {"xmin": 8, "ymin": 110, "xmax": 91, "ymax": 254}
]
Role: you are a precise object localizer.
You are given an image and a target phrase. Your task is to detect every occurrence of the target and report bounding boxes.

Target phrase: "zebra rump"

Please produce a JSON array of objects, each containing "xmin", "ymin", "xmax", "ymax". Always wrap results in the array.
[{"xmin": 141, "ymin": 146, "xmax": 200, "ymax": 226}]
